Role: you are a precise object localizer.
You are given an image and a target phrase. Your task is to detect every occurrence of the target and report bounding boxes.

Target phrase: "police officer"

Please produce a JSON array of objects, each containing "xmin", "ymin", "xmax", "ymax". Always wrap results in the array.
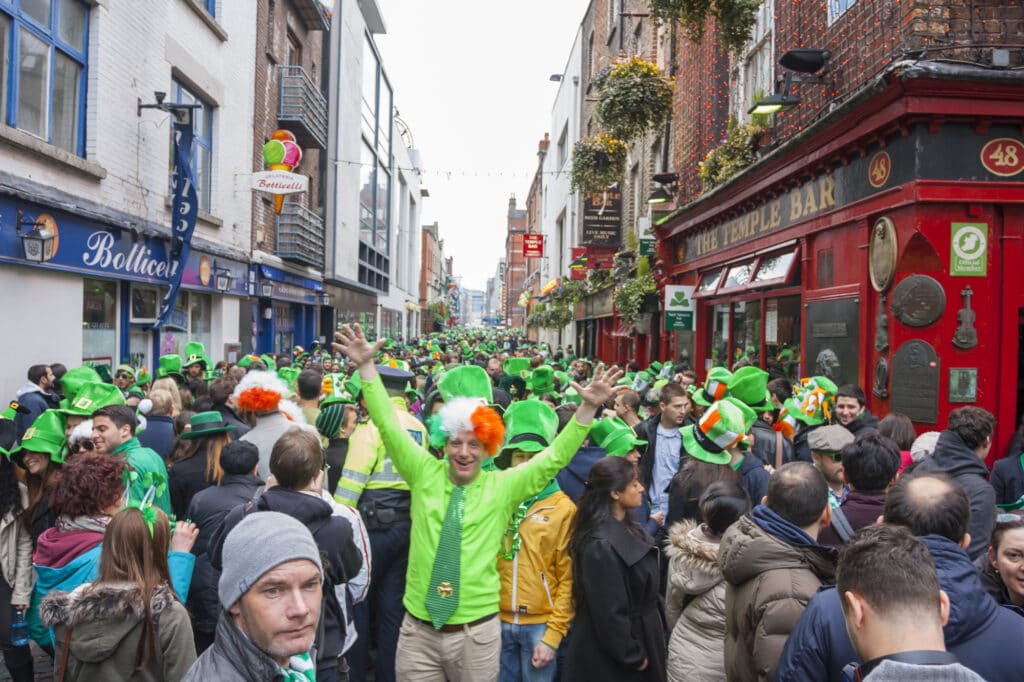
[{"xmin": 336, "ymin": 364, "xmax": 426, "ymax": 682}]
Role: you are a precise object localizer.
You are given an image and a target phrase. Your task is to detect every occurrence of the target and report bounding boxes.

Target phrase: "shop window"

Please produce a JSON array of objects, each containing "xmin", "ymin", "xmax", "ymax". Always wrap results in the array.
[
  {"xmin": 0, "ymin": 0, "xmax": 88, "ymax": 155},
  {"xmin": 752, "ymin": 249, "xmax": 797, "ymax": 285},
  {"xmin": 733, "ymin": 300, "xmax": 761, "ymax": 367},
  {"xmin": 83, "ymin": 279, "xmax": 117, "ymax": 365},
  {"xmin": 765, "ymin": 296, "xmax": 802, "ymax": 382},
  {"xmin": 828, "ymin": 0, "xmax": 857, "ymax": 25},
  {"xmin": 710, "ymin": 303, "xmax": 730, "ymax": 368},
  {"xmin": 696, "ymin": 268, "xmax": 724, "ymax": 296},
  {"xmin": 171, "ymin": 78, "xmax": 215, "ymax": 212},
  {"xmin": 818, "ymin": 248, "xmax": 834, "ymax": 288},
  {"xmin": 189, "ymin": 292, "xmax": 211, "ymax": 354},
  {"xmin": 719, "ymin": 260, "xmax": 756, "ymax": 292},
  {"xmin": 274, "ymin": 302, "xmax": 295, "ymax": 353}
]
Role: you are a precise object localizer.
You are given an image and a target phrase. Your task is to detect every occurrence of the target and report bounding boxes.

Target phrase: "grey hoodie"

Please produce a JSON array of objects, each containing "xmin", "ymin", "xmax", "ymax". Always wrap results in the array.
[{"xmin": 865, "ymin": 659, "xmax": 986, "ymax": 681}]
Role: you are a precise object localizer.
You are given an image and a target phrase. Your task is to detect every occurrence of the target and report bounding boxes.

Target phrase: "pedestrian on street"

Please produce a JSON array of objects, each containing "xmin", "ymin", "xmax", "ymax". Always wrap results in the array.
[
  {"xmin": 563, "ymin": 456, "xmax": 666, "ymax": 681},
  {"xmin": 0, "ymin": 419, "xmax": 35, "ymax": 682},
  {"xmin": 91, "ymin": 405, "xmax": 172, "ymax": 515},
  {"xmin": 166, "ymin": 411, "xmax": 235, "ymax": 519},
  {"xmin": 13, "ymin": 365, "xmax": 58, "ymax": 440}
]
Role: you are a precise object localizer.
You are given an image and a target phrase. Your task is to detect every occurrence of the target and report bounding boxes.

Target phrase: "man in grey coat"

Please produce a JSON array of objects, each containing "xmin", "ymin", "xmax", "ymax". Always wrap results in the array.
[{"xmin": 184, "ymin": 511, "xmax": 324, "ymax": 682}]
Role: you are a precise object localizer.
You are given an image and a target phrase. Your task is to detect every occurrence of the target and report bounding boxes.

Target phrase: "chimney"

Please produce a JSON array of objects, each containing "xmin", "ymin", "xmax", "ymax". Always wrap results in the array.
[
  {"xmin": 538, "ymin": 132, "xmax": 550, "ymax": 156},
  {"xmin": 508, "ymin": 194, "xmax": 517, "ymax": 217}
]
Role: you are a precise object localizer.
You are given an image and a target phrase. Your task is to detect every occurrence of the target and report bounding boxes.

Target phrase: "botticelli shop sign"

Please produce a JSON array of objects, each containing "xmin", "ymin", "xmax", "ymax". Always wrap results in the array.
[{"xmin": 676, "ymin": 123, "xmax": 1024, "ymax": 263}]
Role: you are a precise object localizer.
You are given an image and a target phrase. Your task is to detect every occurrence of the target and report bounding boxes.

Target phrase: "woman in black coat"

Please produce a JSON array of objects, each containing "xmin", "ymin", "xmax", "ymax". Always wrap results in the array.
[
  {"xmin": 166, "ymin": 411, "xmax": 235, "ymax": 519},
  {"xmin": 564, "ymin": 456, "xmax": 666, "ymax": 682}
]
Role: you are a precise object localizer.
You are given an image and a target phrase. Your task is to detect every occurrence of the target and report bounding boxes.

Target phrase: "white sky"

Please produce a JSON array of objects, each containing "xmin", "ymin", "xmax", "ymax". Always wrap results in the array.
[{"xmin": 375, "ymin": 0, "xmax": 589, "ymax": 291}]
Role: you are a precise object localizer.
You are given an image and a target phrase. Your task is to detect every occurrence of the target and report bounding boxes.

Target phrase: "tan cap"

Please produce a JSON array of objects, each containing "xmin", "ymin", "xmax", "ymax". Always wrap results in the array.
[{"xmin": 807, "ymin": 425, "xmax": 855, "ymax": 453}]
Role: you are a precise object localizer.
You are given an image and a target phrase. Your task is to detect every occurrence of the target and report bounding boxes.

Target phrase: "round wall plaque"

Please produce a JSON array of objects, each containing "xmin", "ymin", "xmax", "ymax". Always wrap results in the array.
[
  {"xmin": 869, "ymin": 216, "xmax": 897, "ymax": 292},
  {"xmin": 889, "ymin": 274, "xmax": 946, "ymax": 328}
]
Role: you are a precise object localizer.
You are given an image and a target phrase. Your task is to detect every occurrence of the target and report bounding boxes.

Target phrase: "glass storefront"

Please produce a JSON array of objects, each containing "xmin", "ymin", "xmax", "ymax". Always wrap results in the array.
[
  {"xmin": 274, "ymin": 302, "xmax": 295, "ymax": 353},
  {"xmin": 82, "ymin": 278, "xmax": 117, "ymax": 364}
]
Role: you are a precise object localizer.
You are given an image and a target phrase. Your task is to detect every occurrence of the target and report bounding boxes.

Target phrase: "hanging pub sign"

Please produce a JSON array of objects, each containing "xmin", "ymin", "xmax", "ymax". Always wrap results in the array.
[
  {"xmin": 569, "ymin": 247, "xmax": 588, "ymax": 280},
  {"xmin": 664, "ymin": 285, "xmax": 696, "ymax": 331},
  {"xmin": 523, "ymin": 234, "xmax": 544, "ymax": 258},
  {"xmin": 254, "ymin": 130, "xmax": 307, "ymax": 214},
  {"xmin": 581, "ymin": 189, "xmax": 622, "ymax": 247},
  {"xmin": 153, "ymin": 117, "xmax": 199, "ymax": 329}
]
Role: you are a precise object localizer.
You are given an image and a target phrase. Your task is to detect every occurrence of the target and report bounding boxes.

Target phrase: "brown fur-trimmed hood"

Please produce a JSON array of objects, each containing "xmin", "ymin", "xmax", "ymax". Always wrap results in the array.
[
  {"xmin": 663, "ymin": 519, "xmax": 723, "ymax": 596},
  {"xmin": 41, "ymin": 582, "xmax": 174, "ymax": 629}
]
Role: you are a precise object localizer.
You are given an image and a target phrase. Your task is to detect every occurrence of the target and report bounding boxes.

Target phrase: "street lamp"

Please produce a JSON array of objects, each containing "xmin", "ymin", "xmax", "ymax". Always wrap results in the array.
[
  {"xmin": 15, "ymin": 210, "xmax": 56, "ymax": 263},
  {"xmin": 260, "ymin": 281, "xmax": 274, "ymax": 298},
  {"xmin": 647, "ymin": 172, "xmax": 679, "ymax": 206},
  {"xmin": 214, "ymin": 262, "xmax": 234, "ymax": 292},
  {"xmin": 318, "ymin": 292, "xmax": 333, "ymax": 307},
  {"xmin": 749, "ymin": 48, "xmax": 830, "ymax": 116}
]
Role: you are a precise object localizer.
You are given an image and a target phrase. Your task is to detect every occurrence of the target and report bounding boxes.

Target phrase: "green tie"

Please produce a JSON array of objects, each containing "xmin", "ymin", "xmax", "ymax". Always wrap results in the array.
[{"xmin": 425, "ymin": 485, "xmax": 466, "ymax": 629}]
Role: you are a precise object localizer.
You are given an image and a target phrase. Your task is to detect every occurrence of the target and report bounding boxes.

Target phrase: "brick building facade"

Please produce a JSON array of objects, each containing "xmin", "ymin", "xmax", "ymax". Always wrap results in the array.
[{"xmin": 503, "ymin": 196, "xmax": 528, "ymax": 328}]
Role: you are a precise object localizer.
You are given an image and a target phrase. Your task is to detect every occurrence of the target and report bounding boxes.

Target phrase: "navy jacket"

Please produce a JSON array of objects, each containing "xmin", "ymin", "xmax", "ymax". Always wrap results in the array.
[
  {"xmin": 776, "ymin": 534, "xmax": 1024, "ymax": 682},
  {"xmin": 138, "ymin": 414, "xmax": 176, "ymax": 460},
  {"xmin": 557, "ymin": 445, "xmax": 606, "ymax": 503},
  {"xmin": 990, "ymin": 455, "xmax": 1024, "ymax": 507},
  {"xmin": 736, "ymin": 454, "xmax": 769, "ymax": 508}
]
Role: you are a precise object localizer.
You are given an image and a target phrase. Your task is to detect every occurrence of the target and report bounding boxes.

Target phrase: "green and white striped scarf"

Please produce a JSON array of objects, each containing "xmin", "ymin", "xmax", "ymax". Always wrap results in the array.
[{"xmin": 277, "ymin": 652, "xmax": 316, "ymax": 682}]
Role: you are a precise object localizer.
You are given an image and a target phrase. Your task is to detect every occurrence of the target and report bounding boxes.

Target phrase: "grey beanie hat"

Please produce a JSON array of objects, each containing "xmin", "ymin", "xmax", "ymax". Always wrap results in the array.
[{"xmin": 218, "ymin": 511, "xmax": 324, "ymax": 609}]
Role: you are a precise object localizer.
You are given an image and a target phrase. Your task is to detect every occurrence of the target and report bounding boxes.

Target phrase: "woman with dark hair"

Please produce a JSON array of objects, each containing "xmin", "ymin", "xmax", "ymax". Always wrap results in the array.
[
  {"xmin": 28, "ymin": 453, "xmax": 198, "ymax": 650},
  {"xmin": 879, "ymin": 412, "xmax": 916, "ymax": 473},
  {"xmin": 0, "ymin": 432, "xmax": 36, "ymax": 681},
  {"xmin": 563, "ymin": 457, "xmax": 666, "ymax": 681},
  {"xmin": 977, "ymin": 512, "xmax": 1024, "ymax": 607},
  {"xmin": 41, "ymin": 507, "xmax": 196, "ymax": 680},
  {"xmin": 10, "ymin": 410, "xmax": 65, "ymax": 546},
  {"xmin": 665, "ymin": 481, "xmax": 750, "ymax": 682},
  {"xmin": 166, "ymin": 412, "xmax": 235, "ymax": 519}
]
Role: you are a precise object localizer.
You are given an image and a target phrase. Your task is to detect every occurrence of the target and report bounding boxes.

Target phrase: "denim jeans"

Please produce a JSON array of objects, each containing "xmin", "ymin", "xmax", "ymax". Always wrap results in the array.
[{"xmin": 499, "ymin": 621, "xmax": 557, "ymax": 682}]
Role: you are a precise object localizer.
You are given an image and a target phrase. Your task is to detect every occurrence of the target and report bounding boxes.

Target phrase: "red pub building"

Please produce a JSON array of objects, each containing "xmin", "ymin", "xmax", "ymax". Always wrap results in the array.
[{"xmin": 653, "ymin": 1, "xmax": 1024, "ymax": 459}]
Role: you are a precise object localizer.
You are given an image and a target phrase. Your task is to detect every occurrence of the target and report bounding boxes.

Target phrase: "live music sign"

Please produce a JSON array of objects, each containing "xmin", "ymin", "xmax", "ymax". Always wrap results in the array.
[{"xmin": 523, "ymin": 234, "xmax": 544, "ymax": 258}]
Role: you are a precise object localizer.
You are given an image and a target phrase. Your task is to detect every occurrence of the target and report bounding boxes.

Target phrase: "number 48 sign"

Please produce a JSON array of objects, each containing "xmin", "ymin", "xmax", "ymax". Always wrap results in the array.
[{"xmin": 980, "ymin": 138, "xmax": 1024, "ymax": 177}]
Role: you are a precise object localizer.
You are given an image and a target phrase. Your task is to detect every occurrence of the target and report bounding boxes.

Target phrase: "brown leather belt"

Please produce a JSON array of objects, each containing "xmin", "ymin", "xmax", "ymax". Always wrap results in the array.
[{"xmin": 407, "ymin": 611, "xmax": 497, "ymax": 634}]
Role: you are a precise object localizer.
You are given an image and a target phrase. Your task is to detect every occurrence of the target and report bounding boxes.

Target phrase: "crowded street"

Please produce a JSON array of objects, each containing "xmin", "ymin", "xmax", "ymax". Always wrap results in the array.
[{"xmin": 1, "ymin": 0, "xmax": 1024, "ymax": 680}]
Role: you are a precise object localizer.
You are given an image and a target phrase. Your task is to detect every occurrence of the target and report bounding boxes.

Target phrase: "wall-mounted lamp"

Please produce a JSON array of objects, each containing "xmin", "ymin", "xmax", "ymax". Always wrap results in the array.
[
  {"xmin": 260, "ymin": 281, "xmax": 274, "ymax": 298},
  {"xmin": 138, "ymin": 90, "xmax": 202, "ymax": 126},
  {"xmin": 749, "ymin": 48, "xmax": 831, "ymax": 116},
  {"xmin": 318, "ymin": 292, "xmax": 334, "ymax": 307},
  {"xmin": 214, "ymin": 262, "xmax": 234, "ymax": 293},
  {"xmin": 647, "ymin": 172, "xmax": 679, "ymax": 206},
  {"xmin": 15, "ymin": 209, "xmax": 56, "ymax": 263}
]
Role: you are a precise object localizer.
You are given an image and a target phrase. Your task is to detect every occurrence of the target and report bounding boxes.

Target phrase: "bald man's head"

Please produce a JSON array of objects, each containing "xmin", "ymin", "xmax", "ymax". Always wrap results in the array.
[
  {"xmin": 766, "ymin": 461, "xmax": 829, "ymax": 527},
  {"xmin": 884, "ymin": 472, "xmax": 969, "ymax": 542}
]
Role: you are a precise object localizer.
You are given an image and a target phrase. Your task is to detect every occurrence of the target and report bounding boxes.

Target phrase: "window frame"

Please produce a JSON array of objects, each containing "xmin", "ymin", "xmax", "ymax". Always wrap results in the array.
[
  {"xmin": 170, "ymin": 77, "xmax": 215, "ymax": 213},
  {"xmin": 0, "ymin": 0, "xmax": 89, "ymax": 156}
]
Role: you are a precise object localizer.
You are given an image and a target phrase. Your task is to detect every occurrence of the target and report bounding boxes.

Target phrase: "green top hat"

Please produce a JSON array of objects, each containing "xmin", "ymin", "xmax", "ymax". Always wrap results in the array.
[
  {"xmin": 94, "ymin": 363, "xmax": 113, "ymax": 384},
  {"xmin": 681, "ymin": 398, "xmax": 754, "ymax": 465},
  {"xmin": 180, "ymin": 411, "xmax": 237, "ymax": 440},
  {"xmin": 321, "ymin": 373, "xmax": 358, "ymax": 405},
  {"xmin": 502, "ymin": 357, "xmax": 532, "ymax": 378},
  {"xmin": 563, "ymin": 386, "xmax": 582, "ymax": 405},
  {"xmin": 527, "ymin": 366, "xmax": 556, "ymax": 396},
  {"xmin": 693, "ymin": 367, "xmax": 733, "ymax": 407},
  {"xmin": 277, "ymin": 366, "xmax": 301, "ymax": 390},
  {"xmin": 11, "ymin": 409, "xmax": 66, "ymax": 465},
  {"xmin": 498, "ymin": 375, "xmax": 526, "ymax": 400},
  {"xmin": 260, "ymin": 354, "xmax": 278, "ymax": 372},
  {"xmin": 783, "ymin": 376, "xmax": 839, "ymax": 426},
  {"xmin": 553, "ymin": 370, "xmax": 570, "ymax": 391},
  {"xmin": 632, "ymin": 370, "xmax": 653, "ymax": 394},
  {"xmin": 649, "ymin": 361, "xmax": 663, "ymax": 374},
  {"xmin": 157, "ymin": 355, "xmax": 184, "ymax": 381},
  {"xmin": 590, "ymin": 417, "xmax": 647, "ymax": 458},
  {"xmin": 437, "ymin": 365, "xmax": 493, "ymax": 403},
  {"xmin": 60, "ymin": 382, "xmax": 126, "ymax": 417},
  {"xmin": 495, "ymin": 400, "xmax": 559, "ymax": 469},
  {"xmin": 58, "ymin": 366, "xmax": 102, "ymax": 407},
  {"xmin": 727, "ymin": 366, "xmax": 772, "ymax": 411},
  {"xmin": 237, "ymin": 354, "xmax": 260, "ymax": 369},
  {"xmin": 182, "ymin": 341, "xmax": 209, "ymax": 369}
]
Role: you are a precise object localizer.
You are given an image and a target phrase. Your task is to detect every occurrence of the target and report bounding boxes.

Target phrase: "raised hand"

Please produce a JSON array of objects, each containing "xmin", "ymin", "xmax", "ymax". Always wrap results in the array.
[
  {"xmin": 571, "ymin": 362, "xmax": 624, "ymax": 409},
  {"xmin": 333, "ymin": 324, "xmax": 385, "ymax": 370}
]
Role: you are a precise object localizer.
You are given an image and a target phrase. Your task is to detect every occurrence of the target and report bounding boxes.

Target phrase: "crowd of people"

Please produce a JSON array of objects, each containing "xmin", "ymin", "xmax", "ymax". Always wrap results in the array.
[{"xmin": 1, "ymin": 326, "xmax": 1022, "ymax": 681}]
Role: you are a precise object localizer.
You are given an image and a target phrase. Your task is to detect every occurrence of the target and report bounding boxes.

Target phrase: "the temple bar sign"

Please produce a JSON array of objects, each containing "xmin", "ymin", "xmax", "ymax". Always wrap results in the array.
[{"xmin": 685, "ymin": 175, "xmax": 836, "ymax": 261}]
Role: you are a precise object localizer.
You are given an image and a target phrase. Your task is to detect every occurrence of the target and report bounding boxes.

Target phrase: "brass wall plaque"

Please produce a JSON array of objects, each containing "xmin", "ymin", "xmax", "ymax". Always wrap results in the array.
[
  {"xmin": 891, "ymin": 340, "xmax": 940, "ymax": 423},
  {"xmin": 869, "ymin": 216, "xmax": 898, "ymax": 292},
  {"xmin": 890, "ymin": 275, "xmax": 946, "ymax": 328},
  {"xmin": 949, "ymin": 368, "xmax": 978, "ymax": 403}
]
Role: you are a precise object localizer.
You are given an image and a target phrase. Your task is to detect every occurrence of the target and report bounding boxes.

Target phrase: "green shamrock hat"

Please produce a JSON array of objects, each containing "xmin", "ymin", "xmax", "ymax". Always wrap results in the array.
[
  {"xmin": 783, "ymin": 376, "xmax": 839, "ymax": 427},
  {"xmin": 60, "ymin": 382, "xmax": 126, "ymax": 417},
  {"xmin": 58, "ymin": 366, "xmax": 103, "ymax": 407},
  {"xmin": 563, "ymin": 386, "xmax": 582, "ymax": 405},
  {"xmin": 277, "ymin": 366, "xmax": 301, "ymax": 391},
  {"xmin": 681, "ymin": 398, "xmax": 753, "ymax": 465},
  {"xmin": 11, "ymin": 409, "xmax": 67, "ymax": 465},
  {"xmin": 502, "ymin": 357, "xmax": 532, "ymax": 378},
  {"xmin": 182, "ymin": 341, "xmax": 209, "ymax": 369},
  {"xmin": 179, "ymin": 411, "xmax": 236, "ymax": 440},
  {"xmin": 237, "ymin": 354, "xmax": 260, "ymax": 369},
  {"xmin": 693, "ymin": 367, "xmax": 733, "ymax": 407},
  {"xmin": 590, "ymin": 417, "xmax": 647, "ymax": 458},
  {"xmin": 437, "ymin": 365, "xmax": 493, "ymax": 403},
  {"xmin": 495, "ymin": 400, "xmax": 559, "ymax": 469},
  {"xmin": 727, "ymin": 366, "xmax": 772, "ymax": 412},
  {"xmin": 527, "ymin": 366, "xmax": 556, "ymax": 396},
  {"xmin": 156, "ymin": 355, "xmax": 184, "ymax": 382}
]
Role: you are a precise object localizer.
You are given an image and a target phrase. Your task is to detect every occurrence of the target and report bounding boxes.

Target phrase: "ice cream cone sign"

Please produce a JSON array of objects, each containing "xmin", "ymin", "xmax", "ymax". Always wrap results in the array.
[{"xmin": 254, "ymin": 129, "xmax": 309, "ymax": 214}]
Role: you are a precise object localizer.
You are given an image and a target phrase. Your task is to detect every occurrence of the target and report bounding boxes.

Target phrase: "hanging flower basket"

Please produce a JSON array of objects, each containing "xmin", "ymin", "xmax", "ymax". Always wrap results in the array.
[
  {"xmin": 648, "ymin": 0, "xmax": 763, "ymax": 54},
  {"xmin": 615, "ymin": 256, "xmax": 658, "ymax": 326},
  {"xmin": 570, "ymin": 133, "xmax": 628, "ymax": 192},
  {"xmin": 595, "ymin": 57, "xmax": 674, "ymax": 141},
  {"xmin": 698, "ymin": 116, "xmax": 765, "ymax": 191}
]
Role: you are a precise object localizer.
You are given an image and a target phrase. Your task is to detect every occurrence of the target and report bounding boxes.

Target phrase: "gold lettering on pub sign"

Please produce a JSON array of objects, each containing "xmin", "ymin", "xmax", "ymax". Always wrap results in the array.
[{"xmin": 685, "ymin": 174, "xmax": 837, "ymax": 261}]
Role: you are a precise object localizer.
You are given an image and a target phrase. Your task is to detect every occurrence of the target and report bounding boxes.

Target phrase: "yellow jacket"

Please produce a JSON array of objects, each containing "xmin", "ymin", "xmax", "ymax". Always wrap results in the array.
[
  {"xmin": 334, "ymin": 396, "xmax": 425, "ymax": 507},
  {"xmin": 497, "ymin": 488, "xmax": 576, "ymax": 649}
]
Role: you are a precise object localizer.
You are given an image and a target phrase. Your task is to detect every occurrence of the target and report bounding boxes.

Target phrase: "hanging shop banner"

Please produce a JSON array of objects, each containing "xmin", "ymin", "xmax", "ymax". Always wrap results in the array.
[
  {"xmin": 540, "ymin": 277, "xmax": 560, "ymax": 296},
  {"xmin": 664, "ymin": 285, "xmax": 696, "ymax": 331},
  {"xmin": 523, "ymin": 234, "xmax": 544, "ymax": 258},
  {"xmin": 581, "ymin": 189, "xmax": 622, "ymax": 247},
  {"xmin": 153, "ymin": 119, "xmax": 199, "ymax": 329},
  {"xmin": 950, "ymin": 222, "xmax": 988, "ymax": 277},
  {"xmin": 569, "ymin": 247, "xmax": 588, "ymax": 280},
  {"xmin": 639, "ymin": 216, "xmax": 657, "ymax": 256}
]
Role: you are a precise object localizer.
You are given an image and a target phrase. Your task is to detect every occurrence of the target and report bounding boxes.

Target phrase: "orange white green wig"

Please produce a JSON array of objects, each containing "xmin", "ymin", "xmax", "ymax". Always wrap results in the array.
[{"xmin": 428, "ymin": 397, "xmax": 505, "ymax": 456}]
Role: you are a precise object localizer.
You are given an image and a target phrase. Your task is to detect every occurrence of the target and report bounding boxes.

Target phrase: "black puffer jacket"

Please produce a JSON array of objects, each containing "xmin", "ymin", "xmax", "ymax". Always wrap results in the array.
[{"xmin": 748, "ymin": 418, "xmax": 793, "ymax": 468}]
